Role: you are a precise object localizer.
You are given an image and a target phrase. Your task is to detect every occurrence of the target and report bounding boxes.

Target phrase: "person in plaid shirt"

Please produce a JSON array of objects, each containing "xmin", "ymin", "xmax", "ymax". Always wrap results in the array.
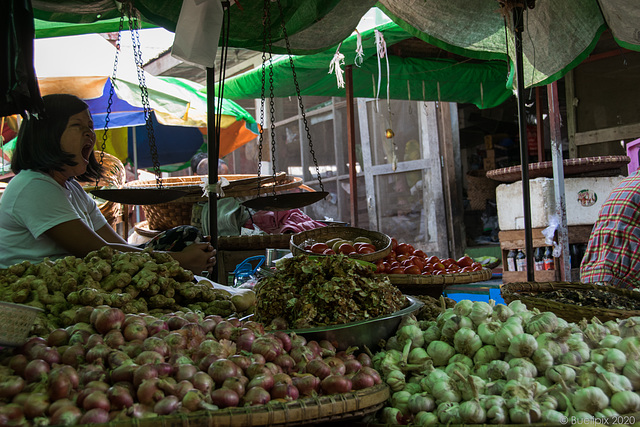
[{"xmin": 580, "ymin": 172, "xmax": 640, "ymax": 289}]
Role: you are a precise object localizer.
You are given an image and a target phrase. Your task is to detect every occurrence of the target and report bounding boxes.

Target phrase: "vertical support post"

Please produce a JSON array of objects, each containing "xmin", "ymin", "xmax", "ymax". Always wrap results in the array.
[
  {"xmin": 206, "ymin": 67, "xmax": 219, "ymax": 279},
  {"xmin": 535, "ymin": 86, "xmax": 545, "ymax": 162},
  {"xmin": 513, "ymin": 5, "xmax": 535, "ymax": 280},
  {"xmin": 345, "ymin": 65, "xmax": 358, "ymax": 227},
  {"xmin": 548, "ymin": 81, "xmax": 571, "ymax": 281}
]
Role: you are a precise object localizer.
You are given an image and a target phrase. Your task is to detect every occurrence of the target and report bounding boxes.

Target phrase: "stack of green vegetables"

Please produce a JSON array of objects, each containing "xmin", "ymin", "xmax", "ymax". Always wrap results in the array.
[{"xmin": 372, "ymin": 299, "xmax": 640, "ymax": 425}]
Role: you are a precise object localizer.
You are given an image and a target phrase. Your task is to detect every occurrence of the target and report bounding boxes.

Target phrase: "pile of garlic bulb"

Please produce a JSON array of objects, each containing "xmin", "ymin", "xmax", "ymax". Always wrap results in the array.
[{"xmin": 372, "ymin": 299, "xmax": 640, "ymax": 426}]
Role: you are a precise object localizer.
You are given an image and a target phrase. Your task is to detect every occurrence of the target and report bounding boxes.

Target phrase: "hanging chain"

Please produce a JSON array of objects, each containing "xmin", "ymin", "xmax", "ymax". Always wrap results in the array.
[
  {"xmin": 274, "ymin": 0, "xmax": 323, "ymax": 192},
  {"xmin": 258, "ymin": 0, "xmax": 277, "ymax": 196},
  {"xmin": 96, "ymin": 7, "xmax": 126, "ymax": 190},
  {"xmin": 127, "ymin": 3, "xmax": 162, "ymax": 188}
]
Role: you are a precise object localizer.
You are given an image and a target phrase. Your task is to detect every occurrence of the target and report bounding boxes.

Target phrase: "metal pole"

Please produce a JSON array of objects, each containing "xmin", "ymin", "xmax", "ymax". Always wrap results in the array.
[
  {"xmin": 548, "ymin": 81, "xmax": 570, "ymax": 280},
  {"xmin": 513, "ymin": 6, "xmax": 535, "ymax": 280},
  {"xmin": 345, "ymin": 65, "xmax": 358, "ymax": 227},
  {"xmin": 207, "ymin": 67, "xmax": 219, "ymax": 280}
]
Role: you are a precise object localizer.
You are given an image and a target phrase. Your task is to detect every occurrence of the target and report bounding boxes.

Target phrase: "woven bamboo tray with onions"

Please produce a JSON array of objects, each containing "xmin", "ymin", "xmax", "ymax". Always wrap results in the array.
[
  {"xmin": 290, "ymin": 226, "xmax": 392, "ymax": 262},
  {"xmin": 72, "ymin": 384, "xmax": 389, "ymax": 427},
  {"xmin": 500, "ymin": 281, "xmax": 640, "ymax": 323},
  {"xmin": 377, "ymin": 268, "xmax": 492, "ymax": 298}
]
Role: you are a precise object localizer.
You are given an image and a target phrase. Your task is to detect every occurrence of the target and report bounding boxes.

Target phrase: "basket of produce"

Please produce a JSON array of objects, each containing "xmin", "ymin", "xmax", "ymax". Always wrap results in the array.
[
  {"xmin": 369, "ymin": 296, "xmax": 640, "ymax": 426},
  {"xmin": 0, "ymin": 294, "xmax": 390, "ymax": 426},
  {"xmin": 500, "ymin": 281, "xmax": 640, "ymax": 323},
  {"xmin": 0, "ymin": 301, "xmax": 43, "ymax": 346},
  {"xmin": 289, "ymin": 226, "xmax": 391, "ymax": 262},
  {"xmin": 255, "ymin": 254, "xmax": 422, "ymax": 350}
]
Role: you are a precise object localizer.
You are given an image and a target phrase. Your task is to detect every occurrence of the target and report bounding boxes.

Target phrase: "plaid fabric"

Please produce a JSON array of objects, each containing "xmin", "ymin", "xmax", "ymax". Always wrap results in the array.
[{"xmin": 580, "ymin": 174, "xmax": 640, "ymax": 289}]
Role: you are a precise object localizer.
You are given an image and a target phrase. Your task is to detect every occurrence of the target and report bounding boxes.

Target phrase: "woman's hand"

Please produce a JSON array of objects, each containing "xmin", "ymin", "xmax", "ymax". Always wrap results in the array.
[{"xmin": 174, "ymin": 241, "xmax": 217, "ymax": 275}]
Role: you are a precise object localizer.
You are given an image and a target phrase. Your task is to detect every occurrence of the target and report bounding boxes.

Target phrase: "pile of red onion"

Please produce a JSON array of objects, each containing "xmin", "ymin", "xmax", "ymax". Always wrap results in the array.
[{"xmin": 0, "ymin": 305, "xmax": 381, "ymax": 425}]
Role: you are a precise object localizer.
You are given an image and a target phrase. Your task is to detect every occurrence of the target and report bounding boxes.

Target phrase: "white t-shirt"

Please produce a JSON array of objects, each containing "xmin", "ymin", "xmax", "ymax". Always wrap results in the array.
[{"xmin": 0, "ymin": 170, "xmax": 108, "ymax": 268}]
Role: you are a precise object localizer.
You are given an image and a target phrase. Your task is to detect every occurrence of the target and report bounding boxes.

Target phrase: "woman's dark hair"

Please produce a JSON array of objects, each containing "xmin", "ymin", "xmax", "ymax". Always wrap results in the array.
[{"xmin": 11, "ymin": 94, "xmax": 104, "ymax": 182}]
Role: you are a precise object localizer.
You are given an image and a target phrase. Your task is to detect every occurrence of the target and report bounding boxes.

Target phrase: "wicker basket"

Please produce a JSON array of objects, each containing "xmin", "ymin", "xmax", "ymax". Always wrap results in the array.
[
  {"xmin": 466, "ymin": 169, "xmax": 499, "ymax": 211},
  {"xmin": 376, "ymin": 268, "xmax": 492, "ymax": 297},
  {"xmin": 290, "ymin": 226, "xmax": 392, "ymax": 262},
  {"xmin": 88, "ymin": 152, "xmax": 126, "ymax": 227},
  {"xmin": 0, "ymin": 302, "xmax": 43, "ymax": 347},
  {"xmin": 500, "ymin": 281, "xmax": 640, "ymax": 323},
  {"xmin": 71, "ymin": 384, "xmax": 389, "ymax": 427}
]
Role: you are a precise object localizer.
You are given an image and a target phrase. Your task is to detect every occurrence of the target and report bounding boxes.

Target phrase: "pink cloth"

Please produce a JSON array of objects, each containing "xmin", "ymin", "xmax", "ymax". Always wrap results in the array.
[{"xmin": 245, "ymin": 209, "xmax": 327, "ymax": 234}]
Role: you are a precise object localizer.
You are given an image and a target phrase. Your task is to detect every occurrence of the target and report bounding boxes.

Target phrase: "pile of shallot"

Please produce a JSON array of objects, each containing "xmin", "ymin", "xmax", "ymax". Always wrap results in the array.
[{"xmin": 0, "ymin": 305, "xmax": 381, "ymax": 426}]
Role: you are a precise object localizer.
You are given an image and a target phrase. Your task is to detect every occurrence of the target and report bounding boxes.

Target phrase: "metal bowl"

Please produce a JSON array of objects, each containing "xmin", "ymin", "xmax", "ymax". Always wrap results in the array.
[{"xmin": 284, "ymin": 296, "xmax": 424, "ymax": 351}]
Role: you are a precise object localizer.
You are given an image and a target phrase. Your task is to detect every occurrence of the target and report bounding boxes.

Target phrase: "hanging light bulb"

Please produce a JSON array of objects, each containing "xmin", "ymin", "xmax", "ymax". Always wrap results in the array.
[{"xmin": 385, "ymin": 128, "xmax": 394, "ymax": 139}]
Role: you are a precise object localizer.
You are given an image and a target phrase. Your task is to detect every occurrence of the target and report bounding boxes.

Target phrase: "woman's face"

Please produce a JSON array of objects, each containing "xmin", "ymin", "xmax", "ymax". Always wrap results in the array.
[{"xmin": 58, "ymin": 109, "xmax": 96, "ymax": 180}]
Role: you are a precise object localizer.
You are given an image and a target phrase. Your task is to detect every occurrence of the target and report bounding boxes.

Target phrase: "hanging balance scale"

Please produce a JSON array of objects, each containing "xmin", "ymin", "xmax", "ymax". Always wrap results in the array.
[
  {"xmin": 241, "ymin": 0, "xmax": 328, "ymax": 211},
  {"xmin": 90, "ymin": 2, "xmax": 187, "ymax": 205}
]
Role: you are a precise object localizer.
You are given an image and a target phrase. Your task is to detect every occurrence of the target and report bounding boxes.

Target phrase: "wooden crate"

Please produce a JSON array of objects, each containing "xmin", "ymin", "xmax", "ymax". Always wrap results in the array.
[{"xmin": 499, "ymin": 225, "xmax": 592, "ymax": 284}]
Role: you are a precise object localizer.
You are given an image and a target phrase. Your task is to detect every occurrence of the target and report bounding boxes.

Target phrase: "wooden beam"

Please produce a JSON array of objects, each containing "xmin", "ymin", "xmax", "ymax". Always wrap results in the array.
[{"xmin": 574, "ymin": 123, "xmax": 640, "ymax": 146}]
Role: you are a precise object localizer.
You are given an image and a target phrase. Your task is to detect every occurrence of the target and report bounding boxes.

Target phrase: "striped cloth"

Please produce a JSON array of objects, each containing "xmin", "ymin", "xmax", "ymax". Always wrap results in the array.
[{"xmin": 580, "ymin": 173, "xmax": 640, "ymax": 289}]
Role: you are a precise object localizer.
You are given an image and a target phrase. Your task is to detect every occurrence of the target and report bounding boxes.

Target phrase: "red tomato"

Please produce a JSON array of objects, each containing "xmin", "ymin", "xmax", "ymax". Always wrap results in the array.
[
  {"xmin": 382, "ymin": 262, "xmax": 391, "ymax": 273},
  {"xmin": 385, "ymin": 252, "xmax": 397, "ymax": 262},
  {"xmin": 310, "ymin": 243, "xmax": 329, "ymax": 253},
  {"xmin": 338, "ymin": 243, "xmax": 356, "ymax": 254},
  {"xmin": 432, "ymin": 262, "xmax": 446, "ymax": 271},
  {"xmin": 403, "ymin": 265, "xmax": 421, "ymax": 275},
  {"xmin": 433, "ymin": 270, "xmax": 445, "ymax": 275},
  {"xmin": 471, "ymin": 263, "xmax": 483, "ymax": 271},
  {"xmin": 390, "ymin": 238, "xmax": 398, "ymax": 250},
  {"xmin": 410, "ymin": 256, "xmax": 425, "ymax": 270},
  {"xmin": 390, "ymin": 266, "xmax": 405, "ymax": 274},
  {"xmin": 441, "ymin": 258, "xmax": 456, "ymax": 267},
  {"xmin": 461, "ymin": 266, "xmax": 473, "ymax": 272},
  {"xmin": 358, "ymin": 247, "xmax": 375, "ymax": 254},
  {"xmin": 322, "ymin": 248, "xmax": 336, "ymax": 255},
  {"xmin": 426, "ymin": 256, "xmax": 440, "ymax": 264},
  {"xmin": 400, "ymin": 259, "xmax": 413, "ymax": 268},
  {"xmin": 413, "ymin": 250, "xmax": 427, "ymax": 259},
  {"xmin": 456, "ymin": 256, "xmax": 474, "ymax": 268},
  {"xmin": 396, "ymin": 243, "xmax": 415, "ymax": 256},
  {"xmin": 397, "ymin": 254, "xmax": 411, "ymax": 263}
]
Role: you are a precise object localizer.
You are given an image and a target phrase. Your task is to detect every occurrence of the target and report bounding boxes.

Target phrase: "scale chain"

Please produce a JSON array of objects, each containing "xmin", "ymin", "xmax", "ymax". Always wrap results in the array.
[
  {"xmin": 128, "ymin": 5, "xmax": 163, "ymax": 189},
  {"xmin": 274, "ymin": 0, "xmax": 324, "ymax": 193}
]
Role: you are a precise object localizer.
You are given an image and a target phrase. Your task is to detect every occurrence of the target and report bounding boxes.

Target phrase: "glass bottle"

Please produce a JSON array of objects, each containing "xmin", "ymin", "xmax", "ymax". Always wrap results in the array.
[
  {"xmin": 543, "ymin": 247, "xmax": 554, "ymax": 270},
  {"xmin": 507, "ymin": 249, "xmax": 517, "ymax": 272},
  {"xmin": 516, "ymin": 249, "xmax": 527, "ymax": 271},
  {"xmin": 534, "ymin": 247, "xmax": 544, "ymax": 271}
]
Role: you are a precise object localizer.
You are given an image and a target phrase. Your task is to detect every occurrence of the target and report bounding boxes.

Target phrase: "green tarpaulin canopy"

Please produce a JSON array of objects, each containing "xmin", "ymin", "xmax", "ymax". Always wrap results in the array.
[
  {"xmin": 219, "ymin": 21, "xmax": 513, "ymax": 109},
  {"xmin": 30, "ymin": 0, "xmax": 640, "ymax": 89}
]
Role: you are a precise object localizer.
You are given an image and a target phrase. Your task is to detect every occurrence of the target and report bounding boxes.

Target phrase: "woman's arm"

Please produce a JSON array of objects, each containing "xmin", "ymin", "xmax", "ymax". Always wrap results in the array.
[
  {"xmin": 44, "ymin": 219, "xmax": 141, "ymax": 255},
  {"xmin": 45, "ymin": 220, "xmax": 216, "ymax": 274}
]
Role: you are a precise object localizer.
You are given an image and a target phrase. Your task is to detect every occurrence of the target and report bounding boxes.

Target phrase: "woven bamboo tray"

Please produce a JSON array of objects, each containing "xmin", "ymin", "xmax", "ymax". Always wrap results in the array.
[
  {"xmin": 486, "ymin": 155, "xmax": 631, "ymax": 183},
  {"xmin": 290, "ymin": 226, "xmax": 392, "ymax": 262},
  {"xmin": 0, "ymin": 302, "xmax": 43, "ymax": 347},
  {"xmin": 73, "ymin": 384, "xmax": 389, "ymax": 427},
  {"xmin": 377, "ymin": 268, "xmax": 492, "ymax": 297},
  {"xmin": 500, "ymin": 281, "xmax": 640, "ymax": 323}
]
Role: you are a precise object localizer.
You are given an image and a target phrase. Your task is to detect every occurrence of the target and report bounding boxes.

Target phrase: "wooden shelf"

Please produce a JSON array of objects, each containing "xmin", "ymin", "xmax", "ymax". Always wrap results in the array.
[{"xmin": 499, "ymin": 225, "xmax": 592, "ymax": 283}]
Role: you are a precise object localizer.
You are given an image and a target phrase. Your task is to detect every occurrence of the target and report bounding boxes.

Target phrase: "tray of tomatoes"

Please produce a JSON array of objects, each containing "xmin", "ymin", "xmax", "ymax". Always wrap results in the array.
[{"xmin": 373, "ymin": 239, "xmax": 492, "ymax": 293}]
